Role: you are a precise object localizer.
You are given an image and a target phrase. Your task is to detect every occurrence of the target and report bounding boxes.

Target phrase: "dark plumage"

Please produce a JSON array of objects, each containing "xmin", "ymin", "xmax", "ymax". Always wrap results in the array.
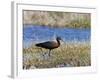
[{"xmin": 35, "ymin": 37, "xmax": 62, "ymax": 56}]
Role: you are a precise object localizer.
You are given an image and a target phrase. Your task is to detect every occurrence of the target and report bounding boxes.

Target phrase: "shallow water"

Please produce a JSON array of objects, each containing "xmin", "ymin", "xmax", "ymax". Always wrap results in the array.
[{"xmin": 23, "ymin": 25, "xmax": 90, "ymax": 48}]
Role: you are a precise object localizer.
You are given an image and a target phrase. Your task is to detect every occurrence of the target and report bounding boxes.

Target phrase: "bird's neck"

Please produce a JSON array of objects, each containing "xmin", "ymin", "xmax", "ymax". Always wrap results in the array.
[{"xmin": 57, "ymin": 39, "xmax": 60, "ymax": 46}]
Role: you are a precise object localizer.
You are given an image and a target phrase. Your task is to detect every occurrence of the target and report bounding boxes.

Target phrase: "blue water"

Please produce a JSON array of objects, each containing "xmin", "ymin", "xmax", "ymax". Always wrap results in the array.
[{"xmin": 23, "ymin": 25, "xmax": 90, "ymax": 48}]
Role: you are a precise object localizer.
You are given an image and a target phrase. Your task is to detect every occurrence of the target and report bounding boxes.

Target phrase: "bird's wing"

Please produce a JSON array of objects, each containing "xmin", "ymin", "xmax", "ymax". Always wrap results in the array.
[
  {"xmin": 42, "ymin": 41, "xmax": 57, "ymax": 47},
  {"xmin": 35, "ymin": 41, "xmax": 58, "ymax": 49}
]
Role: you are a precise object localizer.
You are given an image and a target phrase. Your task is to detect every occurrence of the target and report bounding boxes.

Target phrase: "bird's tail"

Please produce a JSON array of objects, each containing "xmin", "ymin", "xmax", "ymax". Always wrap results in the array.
[{"xmin": 35, "ymin": 43, "xmax": 41, "ymax": 47}]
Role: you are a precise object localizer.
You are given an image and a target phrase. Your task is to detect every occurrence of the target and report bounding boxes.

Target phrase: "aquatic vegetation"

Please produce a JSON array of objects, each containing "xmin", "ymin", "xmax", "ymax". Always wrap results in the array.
[{"xmin": 23, "ymin": 42, "xmax": 91, "ymax": 69}]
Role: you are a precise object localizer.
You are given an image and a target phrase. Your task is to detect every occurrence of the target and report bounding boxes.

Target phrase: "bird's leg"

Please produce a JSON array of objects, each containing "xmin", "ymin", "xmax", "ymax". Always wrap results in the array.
[
  {"xmin": 39, "ymin": 48, "xmax": 44, "ymax": 54},
  {"xmin": 39, "ymin": 48, "xmax": 45, "ymax": 56},
  {"xmin": 48, "ymin": 50, "xmax": 51, "ymax": 57},
  {"xmin": 38, "ymin": 48, "xmax": 46, "ymax": 60}
]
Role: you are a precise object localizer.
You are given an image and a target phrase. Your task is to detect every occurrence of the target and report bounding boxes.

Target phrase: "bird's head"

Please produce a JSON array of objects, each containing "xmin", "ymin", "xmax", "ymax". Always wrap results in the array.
[
  {"xmin": 56, "ymin": 36, "xmax": 62, "ymax": 41},
  {"xmin": 56, "ymin": 36, "xmax": 65, "ymax": 46}
]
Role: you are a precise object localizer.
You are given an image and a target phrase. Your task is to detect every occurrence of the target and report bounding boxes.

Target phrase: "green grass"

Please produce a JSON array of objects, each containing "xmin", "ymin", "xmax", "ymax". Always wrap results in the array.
[{"xmin": 23, "ymin": 42, "xmax": 91, "ymax": 69}]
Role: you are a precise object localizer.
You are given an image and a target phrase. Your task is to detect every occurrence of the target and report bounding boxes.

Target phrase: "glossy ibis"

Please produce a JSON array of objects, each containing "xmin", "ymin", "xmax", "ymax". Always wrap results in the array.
[{"xmin": 35, "ymin": 37, "xmax": 62, "ymax": 57}]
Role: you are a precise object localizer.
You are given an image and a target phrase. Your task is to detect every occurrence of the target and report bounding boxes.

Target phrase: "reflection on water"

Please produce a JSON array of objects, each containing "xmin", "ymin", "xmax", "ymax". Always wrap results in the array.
[{"xmin": 23, "ymin": 25, "xmax": 90, "ymax": 48}]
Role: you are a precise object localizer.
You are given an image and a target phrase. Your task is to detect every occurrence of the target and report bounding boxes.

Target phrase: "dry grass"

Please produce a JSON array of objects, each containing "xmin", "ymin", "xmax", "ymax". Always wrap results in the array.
[
  {"xmin": 23, "ymin": 11, "xmax": 91, "ymax": 28},
  {"xmin": 23, "ymin": 42, "xmax": 91, "ymax": 69}
]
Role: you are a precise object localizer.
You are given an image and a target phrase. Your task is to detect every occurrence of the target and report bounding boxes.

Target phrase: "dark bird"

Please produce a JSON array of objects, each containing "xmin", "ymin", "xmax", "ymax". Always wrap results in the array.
[{"xmin": 35, "ymin": 37, "xmax": 62, "ymax": 57}]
